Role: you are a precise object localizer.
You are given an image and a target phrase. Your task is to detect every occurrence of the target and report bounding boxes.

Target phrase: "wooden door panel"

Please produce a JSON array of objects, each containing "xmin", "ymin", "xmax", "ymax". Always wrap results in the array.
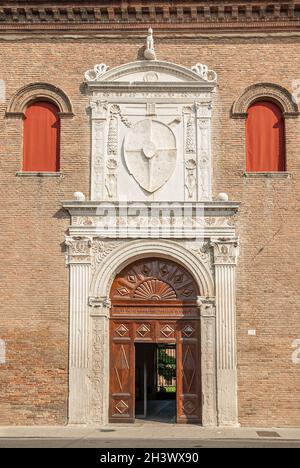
[
  {"xmin": 177, "ymin": 322, "xmax": 201, "ymax": 423},
  {"xmin": 109, "ymin": 322, "xmax": 135, "ymax": 423}
]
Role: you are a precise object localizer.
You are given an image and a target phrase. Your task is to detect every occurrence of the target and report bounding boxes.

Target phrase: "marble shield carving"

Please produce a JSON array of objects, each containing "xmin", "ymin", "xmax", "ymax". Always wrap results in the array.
[{"xmin": 124, "ymin": 119, "xmax": 177, "ymax": 193}]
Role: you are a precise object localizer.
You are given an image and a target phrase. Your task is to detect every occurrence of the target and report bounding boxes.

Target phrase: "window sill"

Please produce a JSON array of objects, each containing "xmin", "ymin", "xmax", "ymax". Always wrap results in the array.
[
  {"xmin": 243, "ymin": 172, "xmax": 291, "ymax": 179},
  {"xmin": 16, "ymin": 171, "xmax": 64, "ymax": 178}
]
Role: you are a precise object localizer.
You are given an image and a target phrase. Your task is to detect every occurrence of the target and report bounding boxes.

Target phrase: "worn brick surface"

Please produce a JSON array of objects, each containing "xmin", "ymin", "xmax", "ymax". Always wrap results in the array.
[{"xmin": 0, "ymin": 32, "xmax": 299, "ymax": 426}]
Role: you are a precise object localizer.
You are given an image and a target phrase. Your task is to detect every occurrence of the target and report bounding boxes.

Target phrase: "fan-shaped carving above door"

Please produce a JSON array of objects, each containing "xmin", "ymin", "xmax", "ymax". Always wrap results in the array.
[{"xmin": 110, "ymin": 258, "xmax": 199, "ymax": 304}]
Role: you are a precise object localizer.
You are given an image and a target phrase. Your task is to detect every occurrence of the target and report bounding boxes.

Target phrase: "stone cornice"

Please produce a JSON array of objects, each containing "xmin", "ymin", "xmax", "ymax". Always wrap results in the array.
[
  {"xmin": 0, "ymin": 2, "xmax": 299, "ymax": 33},
  {"xmin": 63, "ymin": 200, "xmax": 240, "ymax": 216},
  {"xmin": 62, "ymin": 201, "xmax": 240, "ymax": 238}
]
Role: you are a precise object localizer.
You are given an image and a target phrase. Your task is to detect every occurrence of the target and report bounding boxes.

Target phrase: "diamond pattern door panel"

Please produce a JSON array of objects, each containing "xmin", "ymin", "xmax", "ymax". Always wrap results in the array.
[
  {"xmin": 109, "ymin": 322, "xmax": 135, "ymax": 423},
  {"xmin": 177, "ymin": 321, "xmax": 201, "ymax": 423}
]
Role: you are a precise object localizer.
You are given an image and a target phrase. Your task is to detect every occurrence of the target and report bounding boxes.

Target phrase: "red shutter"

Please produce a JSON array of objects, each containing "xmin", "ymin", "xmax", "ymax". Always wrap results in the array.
[
  {"xmin": 23, "ymin": 101, "xmax": 60, "ymax": 172},
  {"xmin": 246, "ymin": 101, "xmax": 285, "ymax": 172}
]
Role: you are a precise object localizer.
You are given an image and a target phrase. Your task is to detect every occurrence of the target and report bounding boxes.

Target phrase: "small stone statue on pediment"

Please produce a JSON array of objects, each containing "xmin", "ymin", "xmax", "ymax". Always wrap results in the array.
[{"xmin": 144, "ymin": 28, "xmax": 156, "ymax": 60}]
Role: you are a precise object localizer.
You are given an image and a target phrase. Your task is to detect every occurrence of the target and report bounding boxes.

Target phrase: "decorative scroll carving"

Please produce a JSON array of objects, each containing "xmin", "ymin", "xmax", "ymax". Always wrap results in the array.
[
  {"xmin": 85, "ymin": 63, "xmax": 109, "ymax": 82},
  {"xmin": 191, "ymin": 63, "xmax": 217, "ymax": 83}
]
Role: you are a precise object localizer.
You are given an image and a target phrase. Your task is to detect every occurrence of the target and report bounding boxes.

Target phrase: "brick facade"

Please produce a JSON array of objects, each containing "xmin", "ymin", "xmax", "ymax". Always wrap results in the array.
[{"xmin": 0, "ymin": 1, "xmax": 300, "ymax": 426}]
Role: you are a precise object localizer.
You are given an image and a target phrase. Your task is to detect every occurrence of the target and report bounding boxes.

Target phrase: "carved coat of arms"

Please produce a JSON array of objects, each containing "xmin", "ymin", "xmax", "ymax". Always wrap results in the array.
[{"xmin": 124, "ymin": 119, "xmax": 177, "ymax": 193}]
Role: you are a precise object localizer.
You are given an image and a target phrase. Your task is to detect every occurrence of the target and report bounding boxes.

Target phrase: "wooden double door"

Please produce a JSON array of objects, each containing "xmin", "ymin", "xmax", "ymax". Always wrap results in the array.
[{"xmin": 108, "ymin": 258, "xmax": 202, "ymax": 424}]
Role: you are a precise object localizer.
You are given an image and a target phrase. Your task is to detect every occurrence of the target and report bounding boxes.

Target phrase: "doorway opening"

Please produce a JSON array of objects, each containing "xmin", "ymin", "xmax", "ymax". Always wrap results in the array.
[{"xmin": 135, "ymin": 343, "xmax": 176, "ymax": 423}]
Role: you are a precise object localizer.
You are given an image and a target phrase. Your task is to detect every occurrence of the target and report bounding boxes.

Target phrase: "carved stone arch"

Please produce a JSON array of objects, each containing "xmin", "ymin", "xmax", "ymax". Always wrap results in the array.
[
  {"xmin": 232, "ymin": 82, "xmax": 299, "ymax": 118},
  {"xmin": 90, "ymin": 240, "xmax": 214, "ymax": 302},
  {"xmin": 6, "ymin": 82, "xmax": 73, "ymax": 118}
]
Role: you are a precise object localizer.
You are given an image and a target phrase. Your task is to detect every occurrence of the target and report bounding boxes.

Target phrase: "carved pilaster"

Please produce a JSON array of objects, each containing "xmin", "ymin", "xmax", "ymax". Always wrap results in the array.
[
  {"xmin": 198, "ymin": 297, "xmax": 217, "ymax": 426},
  {"xmin": 211, "ymin": 237, "xmax": 239, "ymax": 426},
  {"xmin": 90, "ymin": 99, "xmax": 108, "ymax": 200},
  {"xmin": 195, "ymin": 102, "xmax": 212, "ymax": 201},
  {"xmin": 89, "ymin": 296, "xmax": 111, "ymax": 424},
  {"xmin": 105, "ymin": 104, "xmax": 119, "ymax": 200},
  {"xmin": 183, "ymin": 106, "xmax": 197, "ymax": 201},
  {"xmin": 65, "ymin": 236, "xmax": 92, "ymax": 424}
]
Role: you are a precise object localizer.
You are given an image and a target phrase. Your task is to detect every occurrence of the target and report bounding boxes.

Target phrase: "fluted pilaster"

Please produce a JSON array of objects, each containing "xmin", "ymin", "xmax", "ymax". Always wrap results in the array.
[
  {"xmin": 66, "ymin": 237, "xmax": 91, "ymax": 424},
  {"xmin": 212, "ymin": 238, "xmax": 239, "ymax": 426}
]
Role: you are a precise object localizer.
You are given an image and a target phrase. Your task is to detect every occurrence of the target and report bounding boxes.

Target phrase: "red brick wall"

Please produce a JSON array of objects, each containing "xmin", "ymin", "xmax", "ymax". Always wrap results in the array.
[{"xmin": 0, "ymin": 33, "xmax": 299, "ymax": 425}]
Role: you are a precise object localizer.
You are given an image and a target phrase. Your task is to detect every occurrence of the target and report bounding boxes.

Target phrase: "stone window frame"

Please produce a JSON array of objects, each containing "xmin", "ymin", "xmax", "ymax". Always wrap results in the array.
[
  {"xmin": 6, "ymin": 82, "xmax": 73, "ymax": 176},
  {"xmin": 232, "ymin": 82, "xmax": 298, "ymax": 178}
]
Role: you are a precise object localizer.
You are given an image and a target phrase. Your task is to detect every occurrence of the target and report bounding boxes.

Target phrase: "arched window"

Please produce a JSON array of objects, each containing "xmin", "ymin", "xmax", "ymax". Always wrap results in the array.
[
  {"xmin": 23, "ymin": 101, "xmax": 60, "ymax": 172},
  {"xmin": 246, "ymin": 101, "xmax": 285, "ymax": 172}
]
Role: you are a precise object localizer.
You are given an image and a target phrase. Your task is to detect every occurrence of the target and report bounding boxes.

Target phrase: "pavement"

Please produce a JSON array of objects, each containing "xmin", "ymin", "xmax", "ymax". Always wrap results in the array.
[{"xmin": 1, "ymin": 423, "xmax": 300, "ymax": 448}]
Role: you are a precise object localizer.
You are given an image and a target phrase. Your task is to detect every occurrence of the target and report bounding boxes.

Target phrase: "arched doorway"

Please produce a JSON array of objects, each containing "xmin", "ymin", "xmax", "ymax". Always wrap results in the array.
[{"xmin": 109, "ymin": 257, "xmax": 202, "ymax": 424}]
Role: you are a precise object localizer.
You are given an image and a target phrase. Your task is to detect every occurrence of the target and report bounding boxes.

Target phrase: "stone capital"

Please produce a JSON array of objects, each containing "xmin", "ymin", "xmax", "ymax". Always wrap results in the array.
[
  {"xmin": 197, "ymin": 296, "xmax": 216, "ymax": 317},
  {"xmin": 90, "ymin": 98, "xmax": 108, "ymax": 119},
  {"xmin": 211, "ymin": 237, "xmax": 239, "ymax": 265},
  {"xmin": 89, "ymin": 296, "xmax": 111, "ymax": 317},
  {"xmin": 65, "ymin": 236, "xmax": 92, "ymax": 264}
]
